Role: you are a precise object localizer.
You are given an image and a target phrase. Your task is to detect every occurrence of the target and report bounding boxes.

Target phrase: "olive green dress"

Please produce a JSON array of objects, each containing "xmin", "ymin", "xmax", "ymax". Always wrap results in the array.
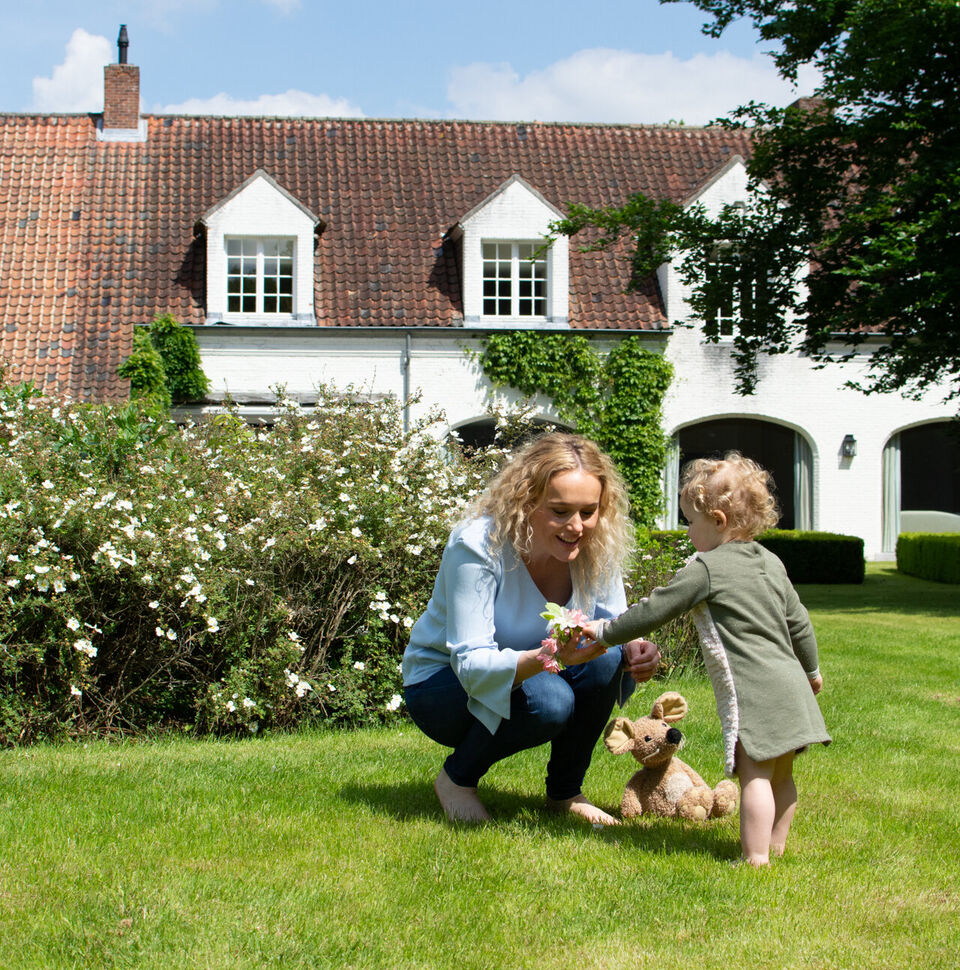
[{"xmin": 598, "ymin": 542, "xmax": 830, "ymax": 775}]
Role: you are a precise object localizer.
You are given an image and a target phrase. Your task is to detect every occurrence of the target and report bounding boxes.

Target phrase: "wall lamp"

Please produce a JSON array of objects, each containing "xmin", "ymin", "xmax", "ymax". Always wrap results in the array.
[{"xmin": 841, "ymin": 434, "xmax": 858, "ymax": 458}]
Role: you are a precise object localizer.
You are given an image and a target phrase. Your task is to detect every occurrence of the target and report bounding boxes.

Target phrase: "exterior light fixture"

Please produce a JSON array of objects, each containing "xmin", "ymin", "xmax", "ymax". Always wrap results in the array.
[{"xmin": 841, "ymin": 434, "xmax": 857, "ymax": 458}]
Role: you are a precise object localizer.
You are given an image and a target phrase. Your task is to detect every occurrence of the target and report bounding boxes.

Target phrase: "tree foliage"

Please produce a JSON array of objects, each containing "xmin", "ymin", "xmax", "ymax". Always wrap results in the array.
[
  {"xmin": 118, "ymin": 314, "xmax": 210, "ymax": 406},
  {"xmin": 557, "ymin": 0, "xmax": 960, "ymax": 400}
]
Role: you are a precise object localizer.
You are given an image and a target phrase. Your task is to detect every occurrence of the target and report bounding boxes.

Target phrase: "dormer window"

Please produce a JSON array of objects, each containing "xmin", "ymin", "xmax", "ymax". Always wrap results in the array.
[
  {"xmin": 450, "ymin": 175, "xmax": 569, "ymax": 329},
  {"xmin": 227, "ymin": 237, "xmax": 295, "ymax": 314},
  {"xmin": 202, "ymin": 170, "xmax": 319, "ymax": 326},
  {"xmin": 482, "ymin": 242, "xmax": 547, "ymax": 318}
]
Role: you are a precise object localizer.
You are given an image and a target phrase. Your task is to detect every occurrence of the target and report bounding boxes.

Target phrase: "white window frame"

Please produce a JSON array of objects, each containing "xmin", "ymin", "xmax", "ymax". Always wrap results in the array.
[
  {"xmin": 226, "ymin": 236, "xmax": 296, "ymax": 317},
  {"xmin": 481, "ymin": 240, "xmax": 548, "ymax": 321}
]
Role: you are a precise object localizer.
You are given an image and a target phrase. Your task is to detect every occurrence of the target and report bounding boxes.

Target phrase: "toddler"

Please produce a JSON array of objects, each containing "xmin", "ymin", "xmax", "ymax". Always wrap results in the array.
[{"xmin": 583, "ymin": 453, "xmax": 830, "ymax": 867}]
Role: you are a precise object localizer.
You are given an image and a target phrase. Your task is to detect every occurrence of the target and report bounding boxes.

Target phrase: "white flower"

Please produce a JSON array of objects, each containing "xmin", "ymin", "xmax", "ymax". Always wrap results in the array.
[
  {"xmin": 70, "ymin": 684, "xmax": 82, "ymax": 698},
  {"xmin": 66, "ymin": 617, "xmax": 81, "ymax": 631},
  {"xmin": 166, "ymin": 628, "xmax": 177, "ymax": 641},
  {"xmin": 327, "ymin": 683, "xmax": 337, "ymax": 693},
  {"xmin": 353, "ymin": 661, "xmax": 365, "ymax": 671},
  {"xmin": 42, "ymin": 479, "xmax": 55, "ymax": 490},
  {"xmin": 148, "ymin": 601, "xmax": 159, "ymax": 609},
  {"xmin": 206, "ymin": 616, "xmax": 220, "ymax": 633},
  {"xmin": 287, "ymin": 631, "xmax": 301, "ymax": 643},
  {"xmin": 262, "ymin": 538, "xmax": 276, "ymax": 552},
  {"xmin": 386, "ymin": 694, "xmax": 402, "ymax": 712},
  {"xmin": 347, "ymin": 555, "xmax": 357, "ymax": 565},
  {"xmin": 73, "ymin": 639, "xmax": 97, "ymax": 658},
  {"xmin": 403, "ymin": 616, "xmax": 414, "ymax": 629},
  {"xmin": 155, "ymin": 626, "xmax": 165, "ymax": 637},
  {"xmin": 242, "ymin": 697, "xmax": 256, "ymax": 709},
  {"xmin": 226, "ymin": 700, "xmax": 236, "ymax": 713},
  {"xmin": 351, "ymin": 526, "xmax": 362, "ymax": 537}
]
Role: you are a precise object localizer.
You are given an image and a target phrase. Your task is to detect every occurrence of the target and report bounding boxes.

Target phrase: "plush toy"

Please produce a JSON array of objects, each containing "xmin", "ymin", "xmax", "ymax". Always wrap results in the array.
[{"xmin": 604, "ymin": 691, "xmax": 739, "ymax": 822}]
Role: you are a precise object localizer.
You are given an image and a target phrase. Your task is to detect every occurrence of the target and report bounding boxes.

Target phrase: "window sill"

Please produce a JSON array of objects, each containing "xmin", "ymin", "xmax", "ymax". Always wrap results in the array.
[{"xmin": 205, "ymin": 313, "xmax": 316, "ymax": 327}]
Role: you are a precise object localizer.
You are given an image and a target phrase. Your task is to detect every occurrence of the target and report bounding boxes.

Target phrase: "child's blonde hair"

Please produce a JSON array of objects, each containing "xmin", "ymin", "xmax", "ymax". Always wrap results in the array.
[
  {"xmin": 680, "ymin": 452, "xmax": 780, "ymax": 540},
  {"xmin": 470, "ymin": 432, "xmax": 633, "ymax": 596}
]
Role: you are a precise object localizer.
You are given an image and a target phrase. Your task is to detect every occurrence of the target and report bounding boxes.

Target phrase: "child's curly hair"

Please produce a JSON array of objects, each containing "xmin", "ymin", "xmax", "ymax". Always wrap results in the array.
[
  {"xmin": 470, "ymin": 432, "xmax": 633, "ymax": 598},
  {"xmin": 680, "ymin": 452, "xmax": 780, "ymax": 540}
]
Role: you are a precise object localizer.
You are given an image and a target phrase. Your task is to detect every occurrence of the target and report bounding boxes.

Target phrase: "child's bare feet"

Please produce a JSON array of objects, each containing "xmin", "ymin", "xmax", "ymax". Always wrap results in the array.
[
  {"xmin": 434, "ymin": 768, "xmax": 491, "ymax": 823},
  {"xmin": 545, "ymin": 794, "xmax": 620, "ymax": 826}
]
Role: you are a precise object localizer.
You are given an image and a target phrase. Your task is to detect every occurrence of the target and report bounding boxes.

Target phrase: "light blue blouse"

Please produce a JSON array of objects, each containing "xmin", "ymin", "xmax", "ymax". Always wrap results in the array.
[{"xmin": 402, "ymin": 516, "xmax": 628, "ymax": 734}]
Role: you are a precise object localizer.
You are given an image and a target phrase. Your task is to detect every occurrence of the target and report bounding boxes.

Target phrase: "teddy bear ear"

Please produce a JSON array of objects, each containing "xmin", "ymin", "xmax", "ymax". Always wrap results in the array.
[
  {"xmin": 653, "ymin": 692, "xmax": 688, "ymax": 723},
  {"xmin": 603, "ymin": 717, "xmax": 636, "ymax": 755}
]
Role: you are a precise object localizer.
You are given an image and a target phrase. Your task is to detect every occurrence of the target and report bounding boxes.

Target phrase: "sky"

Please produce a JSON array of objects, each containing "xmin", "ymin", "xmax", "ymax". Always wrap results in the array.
[{"xmin": 1, "ymin": 0, "xmax": 820, "ymax": 126}]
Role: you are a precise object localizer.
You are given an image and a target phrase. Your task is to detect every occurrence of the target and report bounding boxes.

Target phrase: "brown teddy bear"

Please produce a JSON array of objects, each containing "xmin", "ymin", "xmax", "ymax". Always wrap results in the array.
[{"xmin": 604, "ymin": 691, "xmax": 739, "ymax": 822}]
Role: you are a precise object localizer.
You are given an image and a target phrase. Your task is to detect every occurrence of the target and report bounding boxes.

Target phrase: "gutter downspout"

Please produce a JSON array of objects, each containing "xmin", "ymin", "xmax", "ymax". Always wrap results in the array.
[{"xmin": 402, "ymin": 332, "xmax": 412, "ymax": 434}]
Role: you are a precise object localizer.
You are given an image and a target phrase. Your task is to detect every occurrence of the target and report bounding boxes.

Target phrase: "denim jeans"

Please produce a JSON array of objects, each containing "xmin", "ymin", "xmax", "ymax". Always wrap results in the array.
[{"xmin": 404, "ymin": 646, "xmax": 633, "ymax": 801}]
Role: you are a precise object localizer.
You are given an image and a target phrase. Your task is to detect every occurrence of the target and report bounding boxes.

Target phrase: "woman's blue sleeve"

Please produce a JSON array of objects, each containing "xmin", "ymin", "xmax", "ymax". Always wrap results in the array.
[{"xmin": 441, "ymin": 537, "xmax": 523, "ymax": 733}]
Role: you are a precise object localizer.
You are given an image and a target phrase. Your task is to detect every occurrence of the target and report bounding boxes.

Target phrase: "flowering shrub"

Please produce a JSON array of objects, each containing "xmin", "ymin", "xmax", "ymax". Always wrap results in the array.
[
  {"xmin": 623, "ymin": 529, "xmax": 701, "ymax": 676},
  {"xmin": 0, "ymin": 379, "xmax": 502, "ymax": 744}
]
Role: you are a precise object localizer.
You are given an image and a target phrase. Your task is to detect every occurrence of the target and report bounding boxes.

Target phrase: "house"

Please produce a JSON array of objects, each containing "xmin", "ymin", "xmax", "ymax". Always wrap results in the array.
[{"xmin": 1, "ymin": 33, "xmax": 956, "ymax": 557}]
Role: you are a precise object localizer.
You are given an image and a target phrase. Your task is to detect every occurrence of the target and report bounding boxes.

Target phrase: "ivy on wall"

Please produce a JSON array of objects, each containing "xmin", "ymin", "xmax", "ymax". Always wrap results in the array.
[{"xmin": 478, "ymin": 332, "xmax": 673, "ymax": 525}]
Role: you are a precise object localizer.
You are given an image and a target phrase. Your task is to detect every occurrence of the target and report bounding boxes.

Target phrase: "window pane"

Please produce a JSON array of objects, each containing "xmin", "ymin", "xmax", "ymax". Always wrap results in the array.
[
  {"xmin": 278, "ymin": 295, "xmax": 293, "ymax": 313},
  {"xmin": 228, "ymin": 295, "xmax": 240, "ymax": 312},
  {"xmin": 279, "ymin": 276, "xmax": 293, "ymax": 295},
  {"xmin": 264, "ymin": 295, "xmax": 277, "ymax": 313},
  {"xmin": 242, "ymin": 295, "xmax": 255, "ymax": 312}
]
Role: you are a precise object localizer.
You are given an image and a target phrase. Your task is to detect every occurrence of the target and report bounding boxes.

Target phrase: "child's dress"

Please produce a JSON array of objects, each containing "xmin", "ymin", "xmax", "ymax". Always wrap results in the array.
[{"xmin": 598, "ymin": 541, "xmax": 831, "ymax": 775}]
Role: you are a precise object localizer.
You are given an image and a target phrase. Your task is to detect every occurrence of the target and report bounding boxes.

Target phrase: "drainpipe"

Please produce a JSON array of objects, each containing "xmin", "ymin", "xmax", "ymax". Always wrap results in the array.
[{"xmin": 402, "ymin": 332, "xmax": 412, "ymax": 434}]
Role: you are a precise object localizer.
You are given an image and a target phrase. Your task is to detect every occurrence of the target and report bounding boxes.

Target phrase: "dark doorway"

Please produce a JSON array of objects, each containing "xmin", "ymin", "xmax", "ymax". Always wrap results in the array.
[
  {"xmin": 678, "ymin": 418, "xmax": 797, "ymax": 528},
  {"xmin": 900, "ymin": 422, "xmax": 960, "ymax": 514}
]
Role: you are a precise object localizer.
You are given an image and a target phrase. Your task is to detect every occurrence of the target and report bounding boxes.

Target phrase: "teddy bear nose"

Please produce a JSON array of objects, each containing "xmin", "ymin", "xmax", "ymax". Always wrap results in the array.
[{"xmin": 666, "ymin": 727, "xmax": 682, "ymax": 745}]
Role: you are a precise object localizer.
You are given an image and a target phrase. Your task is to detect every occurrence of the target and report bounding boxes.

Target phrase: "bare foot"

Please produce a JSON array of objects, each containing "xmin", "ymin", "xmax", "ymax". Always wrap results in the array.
[
  {"xmin": 433, "ymin": 768, "xmax": 491, "ymax": 823},
  {"xmin": 545, "ymin": 793, "xmax": 620, "ymax": 826}
]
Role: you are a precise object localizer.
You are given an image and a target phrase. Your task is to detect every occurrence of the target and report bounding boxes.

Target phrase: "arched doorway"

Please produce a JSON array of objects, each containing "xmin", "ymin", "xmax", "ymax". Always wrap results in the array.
[
  {"xmin": 674, "ymin": 418, "xmax": 813, "ymax": 530},
  {"xmin": 883, "ymin": 421, "xmax": 960, "ymax": 549},
  {"xmin": 451, "ymin": 416, "xmax": 565, "ymax": 453}
]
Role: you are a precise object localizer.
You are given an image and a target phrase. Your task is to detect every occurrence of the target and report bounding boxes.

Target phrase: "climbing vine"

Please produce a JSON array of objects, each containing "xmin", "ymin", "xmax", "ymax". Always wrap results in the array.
[{"xmin": 478, "ymin": 332, "xmax": 673, "ymax": 525}]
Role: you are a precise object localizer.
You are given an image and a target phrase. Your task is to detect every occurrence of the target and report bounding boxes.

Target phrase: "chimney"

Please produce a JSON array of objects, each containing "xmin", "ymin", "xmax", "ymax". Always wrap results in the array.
[{"xmin": 103, "ymin": 25, "xmax": 140, "ymax": 130}]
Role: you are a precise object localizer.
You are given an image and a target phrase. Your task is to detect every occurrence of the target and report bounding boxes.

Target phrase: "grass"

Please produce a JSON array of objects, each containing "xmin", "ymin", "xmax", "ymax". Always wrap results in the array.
[{"xmin": 1, "ymin": 563, "xmax": 958, "ymax": 969}]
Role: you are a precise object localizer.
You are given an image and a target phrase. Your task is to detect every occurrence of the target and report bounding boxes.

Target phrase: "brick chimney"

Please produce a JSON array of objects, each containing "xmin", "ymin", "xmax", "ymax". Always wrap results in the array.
[{"xmin": 103, "ymin": 26, "xmax": 139, "ymax": 130}]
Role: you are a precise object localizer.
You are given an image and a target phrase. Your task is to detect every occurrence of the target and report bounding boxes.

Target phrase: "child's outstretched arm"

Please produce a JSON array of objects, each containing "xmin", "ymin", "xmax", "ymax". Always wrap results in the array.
[{"xmin": 586, "ymin": 558, "xmax": 710, "ymax": 646}]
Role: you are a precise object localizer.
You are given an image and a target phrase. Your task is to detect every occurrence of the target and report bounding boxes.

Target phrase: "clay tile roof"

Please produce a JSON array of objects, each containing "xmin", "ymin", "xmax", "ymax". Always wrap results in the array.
[{"xmin": 0, "ymin": 113, "xmax": 752, "ymax": 401}]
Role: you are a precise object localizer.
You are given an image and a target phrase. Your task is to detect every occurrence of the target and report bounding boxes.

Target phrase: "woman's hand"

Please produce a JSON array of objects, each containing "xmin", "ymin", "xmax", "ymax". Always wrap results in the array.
[
  {"xmin": 555, "ymin": 629, "xmax": 607, "ymax": 667},
  {"xmin": 622, "ymin": 638, "xmax": 661, "ymax": 683}
]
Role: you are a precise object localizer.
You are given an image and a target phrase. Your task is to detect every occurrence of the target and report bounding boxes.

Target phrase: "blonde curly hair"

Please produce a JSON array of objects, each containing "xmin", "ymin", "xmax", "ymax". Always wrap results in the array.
[
  {"xmin": 680, "ymin": 451, "xmax": 780, "ymax": 540},
  {"xmin": 470, "ymin": 432, "xmax": 633, "ymax": 601}
]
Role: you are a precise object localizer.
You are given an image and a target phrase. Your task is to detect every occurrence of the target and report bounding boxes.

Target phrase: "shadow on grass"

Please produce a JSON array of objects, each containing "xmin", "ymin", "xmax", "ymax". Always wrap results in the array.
[
  {"xmin": 799, "ymin": 565, "xmax": 959, "ymax": 617},
  {"xmin": 339, "ymin": 780, "xmax": 738, "ymax": 860}
]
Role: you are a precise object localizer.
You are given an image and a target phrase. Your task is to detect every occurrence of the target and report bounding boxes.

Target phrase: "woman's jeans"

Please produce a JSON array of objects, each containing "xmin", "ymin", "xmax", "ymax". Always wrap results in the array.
[{"xmin": 404, "ymin": 647, "xmax": 634, "ymax": 801}]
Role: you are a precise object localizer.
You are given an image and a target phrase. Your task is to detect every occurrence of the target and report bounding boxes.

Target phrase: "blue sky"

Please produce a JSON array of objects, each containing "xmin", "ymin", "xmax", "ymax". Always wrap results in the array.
[{"xmin": 1, "ymin": 0, "xmax": 818, "ymax": 124}]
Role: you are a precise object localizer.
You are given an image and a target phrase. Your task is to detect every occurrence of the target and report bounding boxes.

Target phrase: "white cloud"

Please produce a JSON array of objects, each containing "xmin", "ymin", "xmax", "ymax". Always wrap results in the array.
[
  {"xmin": 32, "ymin": 28, "xmax": 112, "ymax": 112},
  {"xmin": 447, "ymin": 48, "xmax": 821, "ymax": 125},
  {"xmin": 157, "ymin": 90, "xmax": 364, "ymax": 118}
]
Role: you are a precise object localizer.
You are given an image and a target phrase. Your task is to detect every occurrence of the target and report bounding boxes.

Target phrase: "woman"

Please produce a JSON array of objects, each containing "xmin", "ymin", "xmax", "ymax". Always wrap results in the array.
[{"xmin": 402, "ymin": 433, "xmax": 660, "ymax": 823}]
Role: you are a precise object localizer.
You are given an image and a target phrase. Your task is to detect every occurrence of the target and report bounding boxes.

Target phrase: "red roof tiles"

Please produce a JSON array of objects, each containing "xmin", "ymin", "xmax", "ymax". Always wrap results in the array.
[{"xmin": 0, "ymin": 113, "xmax": 752, "ymax": 401}]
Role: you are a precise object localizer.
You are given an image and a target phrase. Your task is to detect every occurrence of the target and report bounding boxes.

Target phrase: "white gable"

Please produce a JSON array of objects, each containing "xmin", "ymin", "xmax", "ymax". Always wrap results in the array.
[
  {"xmin": 457, "ymin": 175, "xmax": 570, "ymax": 327},
  {"xmin": 202, "ymin": 170, "xmax": 319, "ymax": 325}
]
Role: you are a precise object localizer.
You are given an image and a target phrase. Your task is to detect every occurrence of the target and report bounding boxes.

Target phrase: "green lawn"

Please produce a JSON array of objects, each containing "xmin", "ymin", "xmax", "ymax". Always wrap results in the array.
[{"xmin": 1, "ymin": 564, "xmax": 958, "ymax": 969}]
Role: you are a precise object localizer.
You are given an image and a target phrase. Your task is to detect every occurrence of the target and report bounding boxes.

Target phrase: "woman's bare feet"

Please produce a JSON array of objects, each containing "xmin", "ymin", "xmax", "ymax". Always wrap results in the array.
[
  {"xmin": 545, "ymin": 793, "xmax": 620, "ymax": 826},
  {"xmin": 434, "ymin": 768, "xmax": 491, "ymax": 823}
]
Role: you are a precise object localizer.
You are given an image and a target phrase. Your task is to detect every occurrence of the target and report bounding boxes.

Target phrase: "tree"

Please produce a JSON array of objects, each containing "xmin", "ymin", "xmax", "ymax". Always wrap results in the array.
[
  {"xmin": 556, "ymin": 0, "xmax": 960, "ymax": 400},
  {"xmin": 118, "ymin": 314, "xmax": 210, "ymax": 406}
]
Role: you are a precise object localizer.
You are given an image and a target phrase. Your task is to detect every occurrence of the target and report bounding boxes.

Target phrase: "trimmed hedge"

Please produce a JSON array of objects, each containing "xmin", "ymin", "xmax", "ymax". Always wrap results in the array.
[
  {"xmin": 757, "ymin": 530, "xmax": 865, "ymax": 584},
  {"xmin": 896, "ymin": 533, "xmax": 960, "ymax": 584},
  {"xmin": 649, "ymin": 529, "xmax": 865, "ymax": 584}
]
